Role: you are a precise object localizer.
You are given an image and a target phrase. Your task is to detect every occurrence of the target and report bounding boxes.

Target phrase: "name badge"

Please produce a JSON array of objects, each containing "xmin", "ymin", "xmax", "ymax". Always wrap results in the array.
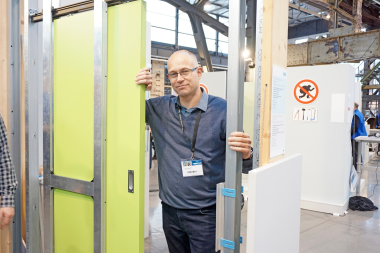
[{"xmin": 181, "ymin": 159, "xmax": 204, "ymax": 177}]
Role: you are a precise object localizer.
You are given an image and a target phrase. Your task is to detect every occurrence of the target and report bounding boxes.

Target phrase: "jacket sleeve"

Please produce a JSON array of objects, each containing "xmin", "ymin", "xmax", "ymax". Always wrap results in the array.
[
  {"xmin": 0, "ymin": 114, "xmax": 18, "ymax": 208},
  {"xmin": 242, "ymin": 147, "xmax": 253, "ymax": 174}
]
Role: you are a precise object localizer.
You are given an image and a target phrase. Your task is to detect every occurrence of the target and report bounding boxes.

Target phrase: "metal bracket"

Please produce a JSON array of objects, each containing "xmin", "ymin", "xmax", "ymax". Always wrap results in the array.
[
  {"xmin": 29, "ymin": 9, "xmax": 38, "ymax": 17},
  {"xmin": 221, "ymin": 239, "xmax": 235, "ymax": 250},
  {"xmin": 221, "ymin": 187, "xmax": 236, "ymax": 198}
]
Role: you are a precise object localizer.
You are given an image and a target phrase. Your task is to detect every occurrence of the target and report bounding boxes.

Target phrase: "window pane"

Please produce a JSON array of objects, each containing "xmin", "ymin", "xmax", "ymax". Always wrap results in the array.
[
  {"xmin": 219, "ymin": 33, "xmax": 228, "ymax": 43},
  {"xmin": 179, "ymin": 11, "xmax": 193, "ymax": 35},
  {"xmin": 219, "ymin": 41, "xmax": 228, "ymax": 55},
  {"xmin": 179, "ymin": 33, "xmax": 196, "ymax": 48},
  {"xmin": 146, "ymin": 0, "xmax": 176, "ymax": 30},
  {"xmin": 151, "ymin": 27, "xmax": 175, "ymax": 44},
  {"xmin": 148, "ymin": 12, "xmax": 175, "ymax": 30},
  {"xmin": 202, "ymin": 24, "xmax": 216, "ymax": 40},
  {"xmin": 207, "ymin": 39, "xmax": 216, "ymax": 52}
]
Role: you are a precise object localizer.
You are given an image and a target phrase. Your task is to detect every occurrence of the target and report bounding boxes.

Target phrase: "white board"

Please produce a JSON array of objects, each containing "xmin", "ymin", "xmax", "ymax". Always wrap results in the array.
[
  {"xmin": 200, "ymin": 71, "xmax": 227, "ymax": 99},
  {"xmin": 246, "ymin": 154, "xmax": 302, "ymax": 253}
]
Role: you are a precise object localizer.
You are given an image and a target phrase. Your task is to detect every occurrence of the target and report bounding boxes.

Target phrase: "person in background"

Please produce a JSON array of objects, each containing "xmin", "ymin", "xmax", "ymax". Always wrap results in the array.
[
  {"xmin": 351, "ymin": 102, "xmax": 367, "ymax": 170},
  {"xmin": 0, "ymin": 114, "xmax": 18, "ymax": 230},
  {"xmin": 376, "ymin": 110, "xmax": 380, "ymax": 129}
]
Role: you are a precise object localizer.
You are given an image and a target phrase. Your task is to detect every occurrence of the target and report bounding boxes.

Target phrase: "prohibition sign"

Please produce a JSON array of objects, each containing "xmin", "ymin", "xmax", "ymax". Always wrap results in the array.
[
  {"xmin": 200, "ymin": 83, "xmax": 209, "ymax": 94},
  {"xmin": 294, "ymin": 79, "xmax": 319, "ymax": 104}
]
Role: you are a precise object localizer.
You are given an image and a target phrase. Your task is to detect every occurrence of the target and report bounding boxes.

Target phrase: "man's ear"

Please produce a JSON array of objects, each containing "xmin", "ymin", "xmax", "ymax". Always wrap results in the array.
[{"xmin": 197, "ymin": 67, "xmax": 203, "ymax": 78}]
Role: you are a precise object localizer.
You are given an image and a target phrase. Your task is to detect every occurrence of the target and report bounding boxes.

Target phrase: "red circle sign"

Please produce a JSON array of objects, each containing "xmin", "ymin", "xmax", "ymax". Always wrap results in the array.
[
  {"xmin": 294, "ymin": 79, "xmax": 319, "ymax": 104},
  {"xmin": 200, "ymin": 83, "xmax": 209, "ymax": 94}
]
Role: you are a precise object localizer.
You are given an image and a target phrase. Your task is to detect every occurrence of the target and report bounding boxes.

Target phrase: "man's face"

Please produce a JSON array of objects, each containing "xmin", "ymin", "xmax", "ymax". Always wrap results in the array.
[{"xmin": 167, "ymin": 53, "xmax": 202, "ymax": 98}]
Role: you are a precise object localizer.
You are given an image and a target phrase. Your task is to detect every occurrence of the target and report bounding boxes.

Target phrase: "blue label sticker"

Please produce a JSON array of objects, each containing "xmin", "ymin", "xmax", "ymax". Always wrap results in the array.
[{"xmin": 192, "ymin": 160, "xmax": 202, "ymax": 166}]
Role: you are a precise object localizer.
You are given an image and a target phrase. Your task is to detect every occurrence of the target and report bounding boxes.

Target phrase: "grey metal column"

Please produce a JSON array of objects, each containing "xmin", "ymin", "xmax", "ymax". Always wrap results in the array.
[
  {"xmin": 223, "ymin": 0, "xmax": 245, "ymax": 252},
  {"xmin": 188, "ymin": 12, "xmax": 214, "ymax": 72},
  {"xmin": 252, "ymin": 0, "xmax": 263, "ymax": 169},
  {"xmin": 175, "ymin": 8, "xmax": 179, "ymax": 50},
  {"xmin": 94, "ymin": 1, "xmax": 107, "ymax": 252},
  {"xmin": 42, "ymin": 0, "xmax": 53, "ymax": 252},
  {"xmin": 334, "ymin": 0, "xmax": 338, "ymax": 29},
  {"xmin": 246, "ymin": 0, "xmax": 256, "ymax": 64},
  {"xmin": 25, "ymin": 0, "xmax": 42, "ymax": 251},
  {"xmin": 10, "ymin": 0, "xmax": 22, "ymax": 251}
]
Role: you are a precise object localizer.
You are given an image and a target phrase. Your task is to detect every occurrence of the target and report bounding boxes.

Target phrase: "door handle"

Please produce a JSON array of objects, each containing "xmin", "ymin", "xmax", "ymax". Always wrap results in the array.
[{"xmin": 128, "ymin": 170, "xmax": 134, "ymax": 193}]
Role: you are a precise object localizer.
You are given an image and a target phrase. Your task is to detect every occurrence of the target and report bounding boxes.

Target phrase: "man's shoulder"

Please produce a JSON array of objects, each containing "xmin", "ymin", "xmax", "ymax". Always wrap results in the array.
[
  {"xmin": 147, "ymin": 95, "xmax": 176, "ymax": 107},
  {"xmin": 207, "ymin": 95, "xmax": 227, "ymax": 109}
]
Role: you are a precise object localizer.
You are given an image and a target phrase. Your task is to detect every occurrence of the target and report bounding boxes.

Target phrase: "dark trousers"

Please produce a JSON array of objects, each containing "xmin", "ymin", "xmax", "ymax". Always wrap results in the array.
[
  {"xmin": 351, "ymin": 139, "xmax": 358, "ymax": 170},
  {"xmin": 162, "ymin": 202, "xmax": 220, "ymax": 253}
]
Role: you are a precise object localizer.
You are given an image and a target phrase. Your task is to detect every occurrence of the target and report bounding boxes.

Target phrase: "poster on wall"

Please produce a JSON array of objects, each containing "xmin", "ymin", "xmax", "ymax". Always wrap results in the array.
[
  {"xmin": 293, "ymin": 107, "xmax": 318, "ymax": 122},
  {"xmin": 293, "ymin": 79, "xmax": 319, "ymax": 104},
  {"xmin": 270, "ymin": 65, "xmax": 287, "ymax": 158}
]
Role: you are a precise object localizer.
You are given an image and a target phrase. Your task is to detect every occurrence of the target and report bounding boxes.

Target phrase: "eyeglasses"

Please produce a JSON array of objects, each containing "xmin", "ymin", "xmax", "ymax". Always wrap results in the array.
[{"xmin": 167, "ymin": 67, "xmax": 198, "ymax": 80}]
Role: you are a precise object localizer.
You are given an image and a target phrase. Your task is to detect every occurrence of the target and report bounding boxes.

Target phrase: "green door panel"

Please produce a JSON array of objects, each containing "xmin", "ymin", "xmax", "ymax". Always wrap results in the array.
[
  {"xmin": 54, "ymin": 189, "xmax": 94, "ymax": 253},
  {"xmin": 106, "ymin": 1, "xmax": 146, "ymax": 252},
  {"xmin": 54, "ymin": 11, "xmax": 95, "ymax": 182}
]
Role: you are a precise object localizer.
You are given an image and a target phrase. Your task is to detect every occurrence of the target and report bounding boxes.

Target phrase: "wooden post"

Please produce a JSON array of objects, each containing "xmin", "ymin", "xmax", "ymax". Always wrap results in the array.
[
  {"xmin": 353, "ymin": 0, "xmax": 363, "ymax": 32},
  {"xmin": 0, "ymin": 0, "xmax": 10, "ymax": 126},
  {"xmin": 259, "ymin": 0, "xmax": 288, "ymax": 166},
  {"xmin": 0, "ymin": 0, "xmax": 12, "ymax": 251}
]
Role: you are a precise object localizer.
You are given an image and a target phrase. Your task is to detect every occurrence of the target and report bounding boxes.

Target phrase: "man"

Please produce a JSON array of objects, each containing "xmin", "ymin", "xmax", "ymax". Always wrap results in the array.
[
  {"xmin": 351, "ymin": 102, "xmax": 367, "ymax": 170},
  {"xmin": 0, "ymin": 114, "xmax": 18, "ymax": 230},
  {"xmin": 135, "ymin": 50, "xmax": 252, "ymax": 253}
]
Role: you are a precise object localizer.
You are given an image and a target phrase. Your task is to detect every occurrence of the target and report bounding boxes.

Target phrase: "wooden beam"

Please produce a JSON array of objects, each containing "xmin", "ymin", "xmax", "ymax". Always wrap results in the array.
[
  {"xmin": 362, "ymin": 85, "xmax": 380, "ymax": 90},
  {"xmin": 260, "ymin": 0, "xmax": 288, "ymax": 165}
]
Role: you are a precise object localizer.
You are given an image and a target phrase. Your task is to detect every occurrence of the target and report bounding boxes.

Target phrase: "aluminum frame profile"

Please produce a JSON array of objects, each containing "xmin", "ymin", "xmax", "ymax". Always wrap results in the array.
[
  {"xmin": 25, "ymin": 0, "xmax": 43, "ymax": 251},
  {"xmin": 40, "ymin": 0, "xmax": 108, "ymax": 252},
  {"xmin": 9, "ymin": 0, "xmax": 22, "ymax": 251},
  {"xmin": 252, "ymin": 0, "xmax": 263, "ymax": 169},
  {"xmin": 30, "ymin": 0, "xmax": 135, "ymax": 22},
  {"xmin": 42, "ymin": 0, "xmax": 54, "ymax": 252},
  {"xmin": 223, "ymin": 0, "xmax": 246, "ymax": 252},
  {"xmin": 93, "ymin": 0, "xmax": 108, "ymax": 252}
]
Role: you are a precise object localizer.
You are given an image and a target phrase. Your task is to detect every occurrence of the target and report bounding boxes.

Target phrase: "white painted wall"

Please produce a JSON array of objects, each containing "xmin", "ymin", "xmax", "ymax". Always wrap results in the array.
[{"xmin": 285, "ymin": 64, "xmax": 355, "ymax": 215}]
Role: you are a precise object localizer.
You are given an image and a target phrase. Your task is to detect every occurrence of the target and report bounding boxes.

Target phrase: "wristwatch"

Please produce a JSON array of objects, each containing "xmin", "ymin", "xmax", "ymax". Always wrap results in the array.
[{"xmin": 243, "ymin": 147, "xmax": 253, "ymax": 161}]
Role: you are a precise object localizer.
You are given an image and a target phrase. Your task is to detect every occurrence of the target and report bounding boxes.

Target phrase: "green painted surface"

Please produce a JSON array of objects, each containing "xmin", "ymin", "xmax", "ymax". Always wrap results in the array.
[
  {"xmin": 106, "ymin": 1, "xmax": 146, "ymax": 252},
  {"xmin": 54, "ymin": 189, "xmax": 94, "ymax": 253},
  {"xmin": 54, "ymin": 11, "xmax": 94, "ymax": 182}
]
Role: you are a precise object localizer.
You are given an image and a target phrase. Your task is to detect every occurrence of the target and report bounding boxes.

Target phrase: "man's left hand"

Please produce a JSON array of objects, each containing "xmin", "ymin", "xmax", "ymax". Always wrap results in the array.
[
  {"xmin": 228, "ymin": 132, "xmax": 252, "ymax": 159},
  {"xmin": 0, "ymin": 207, "xmax": 15, "ymax": 230}
]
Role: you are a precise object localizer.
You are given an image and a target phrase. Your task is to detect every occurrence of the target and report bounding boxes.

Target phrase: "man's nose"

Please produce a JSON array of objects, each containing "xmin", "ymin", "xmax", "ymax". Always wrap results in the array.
[{"xmin": 177, "ymin": 74, "xmax": 185, "ymax": 82}]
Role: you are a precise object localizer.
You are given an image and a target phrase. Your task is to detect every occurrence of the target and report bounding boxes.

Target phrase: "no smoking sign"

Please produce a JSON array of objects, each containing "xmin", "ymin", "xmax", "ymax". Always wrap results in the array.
[{"xmin": 294, "ymin": 79, "xmax": 319, "ymax": 104}]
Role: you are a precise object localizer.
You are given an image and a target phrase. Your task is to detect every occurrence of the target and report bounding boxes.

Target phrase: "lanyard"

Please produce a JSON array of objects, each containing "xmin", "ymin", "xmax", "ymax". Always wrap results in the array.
[{"xmin": 177, "ymin": 108, "xmax": 202, "ymax": 159}]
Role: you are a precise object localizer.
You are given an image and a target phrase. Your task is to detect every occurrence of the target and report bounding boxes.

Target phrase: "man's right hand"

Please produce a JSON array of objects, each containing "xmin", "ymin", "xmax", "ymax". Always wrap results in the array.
[
  {"xmin": 0, "ymin": 207, "xmax": 15, "ymax": 230},
  {"xmin": 135, "ymin": 67, "xmax": 153, "ymax": 91}
]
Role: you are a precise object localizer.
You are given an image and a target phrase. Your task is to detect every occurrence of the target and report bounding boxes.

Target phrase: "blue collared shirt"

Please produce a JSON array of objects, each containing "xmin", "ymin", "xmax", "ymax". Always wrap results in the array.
[
  {"xmin": 175, "ymin": 88, "xmax": 208, "ymax": 117},
  {"xmin": 146, "ymin": 88, "xmax": 252, "ymax": 209}
]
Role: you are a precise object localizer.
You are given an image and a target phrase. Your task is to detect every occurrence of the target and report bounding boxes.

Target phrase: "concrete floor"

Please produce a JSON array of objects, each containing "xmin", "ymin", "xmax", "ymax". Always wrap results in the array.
[{"xmin": 145, "ymin": 161, "xmax": 380, "ymax": 253}]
